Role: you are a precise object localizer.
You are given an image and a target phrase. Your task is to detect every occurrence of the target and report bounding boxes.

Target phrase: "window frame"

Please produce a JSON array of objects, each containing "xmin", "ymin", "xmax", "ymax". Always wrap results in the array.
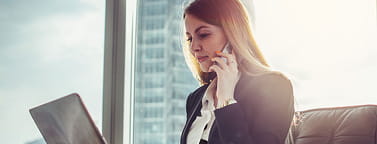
[
  {"xmin": 103, "ymin": 0, "xmax": 137, "ymax": 143},
  {"xmin": 103, "ymin": 0, "xmax": 129, "ymax": 144}
]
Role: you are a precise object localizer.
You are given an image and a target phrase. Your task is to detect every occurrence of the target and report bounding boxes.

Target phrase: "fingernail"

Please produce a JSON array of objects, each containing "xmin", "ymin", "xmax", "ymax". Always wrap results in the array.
[{"xmin": 215, "ymin": 51, "xmax": 221, "ymax": 54}]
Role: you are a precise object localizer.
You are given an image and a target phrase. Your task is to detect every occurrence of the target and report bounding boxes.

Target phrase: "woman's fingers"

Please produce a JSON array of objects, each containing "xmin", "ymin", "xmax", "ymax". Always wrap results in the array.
[
  {"xmin": 211, "ymin": 57, "xmax": 226, "ymax": 69},
  {"xmin": 208, "ymin": 64, "xmax": 221, "ymax": 73},
  {"xmin": 215, "ymin": 51, "xmax": 232, "ymax": 58},
  {"xmin": 215, "ymin": 51, "xmax": 236, "ymax": 64}
]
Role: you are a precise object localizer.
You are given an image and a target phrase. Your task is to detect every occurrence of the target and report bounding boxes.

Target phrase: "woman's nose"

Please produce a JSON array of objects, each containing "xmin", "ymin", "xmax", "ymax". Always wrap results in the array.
[{"xmin": 190, "ymin": 40, "xmax": 201, "ymax": 52}]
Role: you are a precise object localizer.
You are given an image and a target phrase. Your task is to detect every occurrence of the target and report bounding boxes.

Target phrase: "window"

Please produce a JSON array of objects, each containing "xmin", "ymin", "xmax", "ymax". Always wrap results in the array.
[
  {"xmin": 143, "ymin": 63, "xmax": 165, "ymax": 73},
  {"xmin": 145, "ymin": 5, "xmax": 167, "ymax": 16},
  {"xmin": 144, "ymin": 76, "xmax": 165, "ymax": 88},
  {"xmin": 0, "ymin": 0, "xmax": 105, "ymax": 143},
  {"xmin": 144, "ymin": 107, "xmax": 163, "ymax": 118},
  {"xmin": 144, "ymin": 33, "xmax": 165, "ymax": 44},
  {"xmin": 145, "ymin": 48, "xmax": 164, "ymax": 59},
  {"xmin": 145, "ymin": 18, "xmax": 165, "ymax": 30},
  {"xmin": 254, "ymin": 0, "xmax": 377, "ymax": 110}
]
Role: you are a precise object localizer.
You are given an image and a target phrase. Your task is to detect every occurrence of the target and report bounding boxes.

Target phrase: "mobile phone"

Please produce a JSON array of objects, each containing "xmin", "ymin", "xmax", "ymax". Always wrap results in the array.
[{"xmin": 221, "ymin": 42, "xmax": 232, "ymax": 63}]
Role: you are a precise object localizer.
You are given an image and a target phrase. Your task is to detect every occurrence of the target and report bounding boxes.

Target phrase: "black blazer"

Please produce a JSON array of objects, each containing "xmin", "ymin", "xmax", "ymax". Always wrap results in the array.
[{"xmin": 180, "ymin": 72, "xmax": 295, "ymax": 144}]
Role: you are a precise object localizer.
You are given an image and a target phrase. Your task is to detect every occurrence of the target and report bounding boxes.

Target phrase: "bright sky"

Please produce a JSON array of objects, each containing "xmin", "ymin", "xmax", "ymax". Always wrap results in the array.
[{"xmin": 0, "ymin": 0, "xmax": 104, "ymax": 143}]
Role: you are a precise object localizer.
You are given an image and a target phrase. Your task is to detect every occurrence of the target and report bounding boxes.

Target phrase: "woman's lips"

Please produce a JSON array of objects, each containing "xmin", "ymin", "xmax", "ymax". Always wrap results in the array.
[{"xmin": 197, "ymin": 56, "xmax": 209, "ymax": 63}]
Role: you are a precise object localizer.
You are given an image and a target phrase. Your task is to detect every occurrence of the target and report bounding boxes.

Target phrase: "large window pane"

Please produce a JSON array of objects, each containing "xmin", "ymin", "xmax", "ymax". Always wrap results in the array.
[
  {"xmin": 132, "ymin": 0, "xmax": 198, "ymax": 144},
  {"xmin": 0, "ymin": 0, "xmax": 105, "ymax": 143}
]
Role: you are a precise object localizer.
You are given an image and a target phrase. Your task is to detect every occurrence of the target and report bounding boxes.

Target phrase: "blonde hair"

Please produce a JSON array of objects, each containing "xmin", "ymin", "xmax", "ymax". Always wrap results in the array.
[{"xmin": 183, "ymin": 0, "xmax": 271, "ymax": 85}]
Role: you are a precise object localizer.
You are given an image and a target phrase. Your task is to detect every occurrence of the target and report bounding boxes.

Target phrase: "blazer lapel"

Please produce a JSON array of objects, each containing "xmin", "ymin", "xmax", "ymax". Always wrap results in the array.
[
  {"xmin": 207, "ymin": 120, "xmax": 218, "ymax": 144},
  {"xmin": 180, "ymin": 91, "xmax": 205, "ymax": 144}
]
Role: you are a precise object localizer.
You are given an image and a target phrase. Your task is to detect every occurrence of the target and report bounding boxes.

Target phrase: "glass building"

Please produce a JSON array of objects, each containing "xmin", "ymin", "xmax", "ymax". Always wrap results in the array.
[{"xmin": 133, "ymin": 0, "xmax": 198, "ymax": 144}]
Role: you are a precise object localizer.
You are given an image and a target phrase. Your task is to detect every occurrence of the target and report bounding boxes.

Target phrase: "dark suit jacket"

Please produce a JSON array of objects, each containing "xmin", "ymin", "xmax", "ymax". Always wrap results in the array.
[{"xmin": 180, "ymin": 71, "xmax": 295, "ymax": 144}]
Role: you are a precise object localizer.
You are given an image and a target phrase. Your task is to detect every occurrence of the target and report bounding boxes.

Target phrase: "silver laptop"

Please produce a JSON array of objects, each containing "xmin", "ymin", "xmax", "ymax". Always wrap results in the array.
[{"xmin": 30, "ymin": 93, "xmax": 107, "ymax": 144}]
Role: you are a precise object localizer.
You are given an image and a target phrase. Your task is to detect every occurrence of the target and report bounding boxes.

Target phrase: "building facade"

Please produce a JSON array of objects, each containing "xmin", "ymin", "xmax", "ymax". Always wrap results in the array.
[{"xmin": 134, "ymin": 0, "xmax": 198, "ymax": 144}]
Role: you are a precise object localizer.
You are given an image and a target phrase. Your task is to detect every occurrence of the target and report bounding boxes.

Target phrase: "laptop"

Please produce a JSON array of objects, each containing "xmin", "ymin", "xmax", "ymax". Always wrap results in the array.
[{"xmin": 30, "ymin": 93, "xmax": 107, "ymax": 144}]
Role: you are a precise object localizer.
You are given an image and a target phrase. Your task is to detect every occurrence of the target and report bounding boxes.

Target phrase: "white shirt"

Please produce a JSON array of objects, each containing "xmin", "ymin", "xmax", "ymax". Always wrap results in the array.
[{"xmin": 187, "ymin": 78, "xmax": 217, "ymax": 144}]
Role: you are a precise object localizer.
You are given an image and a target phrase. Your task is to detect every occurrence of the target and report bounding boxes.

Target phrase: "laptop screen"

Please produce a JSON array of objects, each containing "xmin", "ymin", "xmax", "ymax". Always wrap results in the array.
[{"xmin": 30, "ymin": 93, "xmax": 106, "ymax": 144}]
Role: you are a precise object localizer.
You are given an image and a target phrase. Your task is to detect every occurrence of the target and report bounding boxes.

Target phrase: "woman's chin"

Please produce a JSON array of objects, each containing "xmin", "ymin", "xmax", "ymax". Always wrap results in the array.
[
  {"xmin": 199, "ymin": 62, "xmax": 213, "ymax": 72},
  {"xmin": 201, "ymin": 69, "xmax": 209, "ymax": 72},
  {"xmin": 200, "ymin": 66, "xmax": 209, "ymax": 72}
]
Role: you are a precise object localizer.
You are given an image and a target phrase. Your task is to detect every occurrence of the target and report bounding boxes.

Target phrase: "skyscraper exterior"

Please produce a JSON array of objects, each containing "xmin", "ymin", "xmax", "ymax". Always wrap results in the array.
[{"xmin": 134, "ymin": 0, "xmax": 197, "ymax": 144}]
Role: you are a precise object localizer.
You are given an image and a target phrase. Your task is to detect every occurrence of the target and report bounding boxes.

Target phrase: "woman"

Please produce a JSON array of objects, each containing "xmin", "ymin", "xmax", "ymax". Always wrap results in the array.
[{"xmin": 180, "ymin": 0, "xmax": 294, "ymax": 144}]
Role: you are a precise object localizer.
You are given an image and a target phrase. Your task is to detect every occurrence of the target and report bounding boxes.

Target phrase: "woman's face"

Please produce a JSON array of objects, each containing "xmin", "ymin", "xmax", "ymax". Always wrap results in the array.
[{"xmin": 184, "ymin": 14, "xmax": 228, "ymax": 72}]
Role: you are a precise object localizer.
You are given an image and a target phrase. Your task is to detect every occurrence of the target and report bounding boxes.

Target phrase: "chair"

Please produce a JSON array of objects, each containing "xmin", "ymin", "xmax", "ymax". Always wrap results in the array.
[{"xmin": 286, "ymin": 105, "xmax": 377, "ymax": 144}]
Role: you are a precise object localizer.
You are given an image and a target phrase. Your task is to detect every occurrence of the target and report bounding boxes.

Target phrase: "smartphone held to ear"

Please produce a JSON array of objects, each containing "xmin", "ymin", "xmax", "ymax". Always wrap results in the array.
[{"xmin": 220, "ymin": 42, "xmax": 232, "ymax": 63}]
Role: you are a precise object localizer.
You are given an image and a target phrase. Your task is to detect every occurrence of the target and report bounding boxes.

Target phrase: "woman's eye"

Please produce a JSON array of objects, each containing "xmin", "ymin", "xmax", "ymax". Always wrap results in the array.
[
  {"xmin": 186, "ymin": 37, "xmax": 192, "ymax": 42},
  {"xmin": 199, "ymin": 33, "xmax": 209, "ymax": 39}
]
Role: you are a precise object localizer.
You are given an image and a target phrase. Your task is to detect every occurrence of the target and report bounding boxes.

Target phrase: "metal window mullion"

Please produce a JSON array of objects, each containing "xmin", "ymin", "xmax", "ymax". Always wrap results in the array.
[
  {"xmin": 103, "ymin": 0, "xmax": 126, "ymax": 144},
  {"xmin": 125, "ymin": 0, "xmax": 138, "ymax": 144}
]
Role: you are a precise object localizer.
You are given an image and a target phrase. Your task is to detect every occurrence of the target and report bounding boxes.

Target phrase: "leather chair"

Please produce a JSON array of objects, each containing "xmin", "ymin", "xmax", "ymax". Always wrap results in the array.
[{"xmin": 286, "ymin": 105, "xmax": 377, "ymax": 144}]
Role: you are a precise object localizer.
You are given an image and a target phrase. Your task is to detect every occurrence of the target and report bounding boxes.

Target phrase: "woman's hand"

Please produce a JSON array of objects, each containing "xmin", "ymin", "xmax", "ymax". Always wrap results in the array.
[{"xmin": 209, "ymin": 50, "xmax": 241, "ymax": 108}]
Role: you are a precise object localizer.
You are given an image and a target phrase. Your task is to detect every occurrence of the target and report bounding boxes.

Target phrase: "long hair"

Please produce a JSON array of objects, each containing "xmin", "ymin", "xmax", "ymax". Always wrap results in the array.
[{"xmin": 183, "ymin": 0, "xmax": 271, "ymax": 85}]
